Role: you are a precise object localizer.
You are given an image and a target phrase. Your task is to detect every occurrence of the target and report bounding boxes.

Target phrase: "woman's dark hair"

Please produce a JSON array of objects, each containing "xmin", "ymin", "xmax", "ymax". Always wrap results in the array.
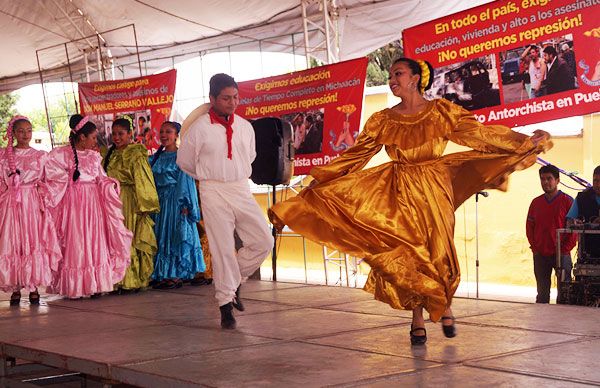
[
  {"xmin": 150, "ymin": 146, "xmax": 164, "ymax": 167},
  {"xmin": 392, "ymin": 58, "xmax": 434, "ymax": 93},
  {"xmin": 69, "ymin": 114, "xmax": 97, "ymax": 181},
  {"xmin": 150, "ymin": 121, "xmax": 181, "ymax": 167},
  {"xmin": 6, "ymin": 116, "xmax": 31, "ymax": 177},
  {"xmin": 112, "ymin": 117, "xmax": 132, "ymax": 132},
  {"xmin": 103, "ymin": 117, "xmax": 132, "ymax": 171},
  {"xmin": 162, "ymin": 121, "xmax": 181, "ymax": 133},
  {"xmin": 103, "ymin": 144, "xmax": 115, "ymax": 172},
  {"xmin": 209, "ymin": 73, "xmax": 238, "ymax": 98}
]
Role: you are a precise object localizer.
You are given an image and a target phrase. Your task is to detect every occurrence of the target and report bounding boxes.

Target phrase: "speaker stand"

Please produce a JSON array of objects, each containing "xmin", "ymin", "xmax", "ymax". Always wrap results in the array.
[{"xmin": 271, "ymin": 184, "xmax": 278, "ymax": 281}]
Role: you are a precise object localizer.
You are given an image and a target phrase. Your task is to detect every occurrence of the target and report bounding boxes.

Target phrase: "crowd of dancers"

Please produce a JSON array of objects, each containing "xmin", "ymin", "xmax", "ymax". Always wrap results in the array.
[
  {"xmin": 1, "ymin": 63, "xmax": 551, "ymax": 344},
  {"xmin": 0, "ymin": 113, "xmax": 206, "ymax": 305}
]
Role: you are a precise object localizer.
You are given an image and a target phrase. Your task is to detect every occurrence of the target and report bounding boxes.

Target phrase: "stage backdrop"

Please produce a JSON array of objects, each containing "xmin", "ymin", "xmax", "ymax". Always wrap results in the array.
[
  {"xmin": 78, "ymin": 69, "xmax": 177, "ymax": 152},
  {"xmin": 403, "ymin": 0, "xmax": 600, "ymax": 127},
  {"xmin": 237, "ymin": 58, "xmax": 368, "ymax": 175}
]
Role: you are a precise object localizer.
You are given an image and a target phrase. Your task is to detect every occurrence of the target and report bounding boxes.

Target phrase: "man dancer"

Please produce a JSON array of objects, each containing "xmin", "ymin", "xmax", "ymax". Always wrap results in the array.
[
  {"xmin": 177, "ymin": 73, "xmax": 273, "ymax": 329},
  {"xmin": 526, "ymin": 165, "xmax": 576, "ymax": 303}
]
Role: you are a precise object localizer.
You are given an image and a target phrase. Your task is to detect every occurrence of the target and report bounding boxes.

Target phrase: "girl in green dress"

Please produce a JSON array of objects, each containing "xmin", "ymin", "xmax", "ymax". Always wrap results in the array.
[{"xmin": 103, "ymin": 118, "xmax": 160, "ymax": 291}]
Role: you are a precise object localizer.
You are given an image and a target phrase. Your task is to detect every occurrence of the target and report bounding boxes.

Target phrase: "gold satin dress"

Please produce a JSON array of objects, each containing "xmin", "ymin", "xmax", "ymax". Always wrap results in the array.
[{"xmin": 270, "ymin": 98, "xmax": 550, "ymax": 321}]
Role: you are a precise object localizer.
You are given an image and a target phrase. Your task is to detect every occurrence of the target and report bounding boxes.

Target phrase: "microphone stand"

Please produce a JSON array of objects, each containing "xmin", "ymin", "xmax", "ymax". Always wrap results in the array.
[{"xmin": 475, "ymin": 191, "xmax": 489, "ymax": 298}]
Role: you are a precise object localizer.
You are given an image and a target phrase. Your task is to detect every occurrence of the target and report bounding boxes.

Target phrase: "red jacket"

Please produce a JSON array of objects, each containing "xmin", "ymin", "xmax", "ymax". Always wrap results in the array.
[{"xmin": 526, "ymin": 191, "xmax": 577, "ymax": 256}]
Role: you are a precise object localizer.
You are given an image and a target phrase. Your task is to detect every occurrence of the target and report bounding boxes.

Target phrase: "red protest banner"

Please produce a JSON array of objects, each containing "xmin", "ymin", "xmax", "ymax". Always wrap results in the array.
[
  {"xmin": 237, "ymin": 58, "xmax": 368, "ymax": 175},
  {"xmin": 403, "ymin": 0, "xmax": 600, "ymax": 127},
  {"xmin": 78, "ymin": 69, "xmax": 177, "ymax": 152}
]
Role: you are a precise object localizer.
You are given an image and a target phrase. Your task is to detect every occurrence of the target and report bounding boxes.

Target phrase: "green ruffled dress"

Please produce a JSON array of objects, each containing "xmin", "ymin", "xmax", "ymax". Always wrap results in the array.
[{"xmin": 103, "ymin": 144, "xmax": 160, "ymax": 289}]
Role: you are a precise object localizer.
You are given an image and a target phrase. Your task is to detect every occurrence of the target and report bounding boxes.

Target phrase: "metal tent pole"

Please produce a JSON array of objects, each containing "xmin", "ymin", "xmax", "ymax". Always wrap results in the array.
[{"xmin": 475, "ymin": 191, "xmax": 488, "ymax": 298}]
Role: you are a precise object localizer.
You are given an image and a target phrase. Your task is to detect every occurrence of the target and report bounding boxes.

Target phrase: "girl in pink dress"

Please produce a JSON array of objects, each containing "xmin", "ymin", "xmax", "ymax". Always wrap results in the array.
[
  {"xmin": 46, "ymin": 115, "xmax": 133, "ymax": 298},
  {"xmin": 0, "ymin": 115, "xmax": 62, "ymax": 305}
]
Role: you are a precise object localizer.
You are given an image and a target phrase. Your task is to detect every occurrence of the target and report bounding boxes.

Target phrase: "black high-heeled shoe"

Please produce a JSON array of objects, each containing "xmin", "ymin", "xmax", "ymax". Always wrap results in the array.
[
  {"xmin": 442, "ymin": 316, "xmax": 456, "ymax": 338},
  {"xmin": 29, "ymin": 291, "xmax": 40, "ymax": 305},
  {"xmin": 9, "ymin": 291, "xmax": 21, "ymax": 306},
  {"xmin": 410, "ymin": 325, "xmax": 427, "ymax": 345}
]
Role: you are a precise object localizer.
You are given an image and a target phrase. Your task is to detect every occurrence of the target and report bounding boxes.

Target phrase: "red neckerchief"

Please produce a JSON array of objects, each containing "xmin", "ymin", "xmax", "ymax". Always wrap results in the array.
[{"xmin": 209, "ymin": 108, "xmax": 234, "ymax": 160}]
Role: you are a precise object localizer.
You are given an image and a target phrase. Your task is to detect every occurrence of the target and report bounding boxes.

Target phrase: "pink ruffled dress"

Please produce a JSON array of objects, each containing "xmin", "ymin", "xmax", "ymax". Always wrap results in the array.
[
  {"xmin": 45, "ymin": 146, "xmax": 133, "ymax": 298},
  {"xmin": 0, "ymin": 147, "xmax": 62, "ymax": 292}
]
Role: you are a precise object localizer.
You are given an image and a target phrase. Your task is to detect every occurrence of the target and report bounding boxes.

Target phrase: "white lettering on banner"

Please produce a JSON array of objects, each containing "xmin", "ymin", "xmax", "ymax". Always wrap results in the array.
[
  {"xmin": 574, "ymin": 89, "xmax": 600, "ymax": 104},
  {"xmin": 293, "ymin": 154, "xmax": 341, "ymax": 169},
  {"xmin": 415, "ymin": 36, "xmax": 461, "ymax": 54},
  {"xmin": 294, "ymin": 158, "xmax": 311, "ymax": 167},
  {"xmin": 487, "ymin": 99, "xmax": 555, "ymax": 121},
  {"xmin": 323, "ymin": 154, "xmax": 339, "ymax": 164},
  {"xmin": 325, "ymin": 79, "xmax": 361, "ymax": 91},
  {"xmin": 461, "ymin": 24, "xmax": 501, "ymax": 42}
]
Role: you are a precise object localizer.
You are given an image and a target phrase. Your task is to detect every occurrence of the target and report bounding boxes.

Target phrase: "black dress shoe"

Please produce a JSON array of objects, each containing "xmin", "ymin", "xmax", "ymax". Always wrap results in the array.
[
  {"xmin": 152, "ymin": 281, "xmax": 165, "ymax": 289},
  {"xmin": 220, "ymin": 302, "xmax": 236, "ymax": 329},
  {"xmin": 441, "ymin": 316, "xmax": 456, "ymax": 338},
  {"xmin": 160, "ymin": 280, "xmax": 177, "ymax": 289},
  {"xmin": 190, "ymin": 277, "xmax": 213, "ymax": 286},
  {"xmin": 410, "ymin": 325, "xmax": 427, "ymax": 345},
  {"xmin": 232, "ymin": 285, "xmax": 244, "ymax": 311}
]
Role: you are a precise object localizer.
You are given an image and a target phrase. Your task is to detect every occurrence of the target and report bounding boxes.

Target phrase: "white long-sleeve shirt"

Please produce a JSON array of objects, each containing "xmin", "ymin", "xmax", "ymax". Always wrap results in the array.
[{"xmin": 177, "ymin": 112, "xmax": 256, "ymax": 182}]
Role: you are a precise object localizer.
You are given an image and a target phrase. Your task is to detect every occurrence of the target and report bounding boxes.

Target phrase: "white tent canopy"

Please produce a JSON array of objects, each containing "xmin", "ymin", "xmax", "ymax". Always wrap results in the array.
[{"xmin": 0, "ymin": 0, "xmax": 491, "ymax": 93}]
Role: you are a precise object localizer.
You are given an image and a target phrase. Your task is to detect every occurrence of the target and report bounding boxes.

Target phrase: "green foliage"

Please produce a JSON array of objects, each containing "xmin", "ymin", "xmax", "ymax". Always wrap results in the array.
[
  {"xmin": 27, "ymin": 93, "xmax": 78, "ymax": 145},
  {"xmin": 306, "ymin": 41, "xmax": 402, "ymax": 87},
  {"xmin": 308, "ymin": 57, "xmax": 323, "ymax": 68},
  {"xmin": 366, "ymin": 41, "xmax": 403, "ymax": 87},
  {"xmin": 366, "ymin": 62, "xmax": 389, "ymax": 87},
  {"xmin": 0, "ymin": 93, "xmax": 18, "ymax": 146}
]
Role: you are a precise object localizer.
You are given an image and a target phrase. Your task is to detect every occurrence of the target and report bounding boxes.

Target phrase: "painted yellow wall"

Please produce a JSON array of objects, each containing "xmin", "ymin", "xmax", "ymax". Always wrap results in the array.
[{"xmin": 256, "ymin": 90, "xmax": 599, "ymax": 287}]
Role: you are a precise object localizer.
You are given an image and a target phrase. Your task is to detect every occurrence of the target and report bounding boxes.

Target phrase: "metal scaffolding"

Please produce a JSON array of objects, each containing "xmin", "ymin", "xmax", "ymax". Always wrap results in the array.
[{"xmin": 301, "ymin": 0, "xmax": 340, "ymax": 66}]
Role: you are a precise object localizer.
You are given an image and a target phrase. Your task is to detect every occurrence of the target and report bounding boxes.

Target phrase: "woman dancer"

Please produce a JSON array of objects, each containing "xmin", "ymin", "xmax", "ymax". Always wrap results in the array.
[
  {"xmin": 270, "ymin": 57, "xmax": 550, "ymax": 345},
  {"xmin": 45, "ymin": 115, "xmax": 132, "ymax": 298},
  {"xmin": 150, "ymin": 121, "xmax": 204, "ymax": 288},
  {"xmin": 0, "ymin": 115, "xmax": 61, "ymax": 305},
  {"xmin": 103, "ymin": 118, "xmax": 159, "ymax": 291}
]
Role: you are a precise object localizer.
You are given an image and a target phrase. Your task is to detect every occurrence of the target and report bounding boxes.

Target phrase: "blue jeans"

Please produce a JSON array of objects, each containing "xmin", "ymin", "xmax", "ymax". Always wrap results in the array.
[{"xmin": 533, "ymin": 253, "xmax": 572, "ymax": 304}]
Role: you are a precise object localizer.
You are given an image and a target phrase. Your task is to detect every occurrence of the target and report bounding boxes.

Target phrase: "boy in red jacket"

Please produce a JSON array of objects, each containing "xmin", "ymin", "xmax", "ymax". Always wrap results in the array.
[{"xmin": 526, "ymin": 164, "xmax": 577, "ymax": 303}]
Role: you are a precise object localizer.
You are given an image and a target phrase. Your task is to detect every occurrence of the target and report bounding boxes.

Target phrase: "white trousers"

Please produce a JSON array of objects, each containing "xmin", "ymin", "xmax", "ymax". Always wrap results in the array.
[{"xmin": 198, "ymin": 180, "xmax": 273, "ymax": 306}]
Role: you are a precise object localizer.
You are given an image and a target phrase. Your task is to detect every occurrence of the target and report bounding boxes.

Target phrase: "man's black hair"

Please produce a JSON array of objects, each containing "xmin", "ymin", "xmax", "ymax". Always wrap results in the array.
[
  {"xmin": 543, "ymin": 45, "xmax": 557, "ymax": 57},
  {"xmin": 539, "ymin": 164, "xmax": 559, "ymax": 179},
  {"xmin": 209, "ymin": 73, "xmax": 238, "ymax": 98}
]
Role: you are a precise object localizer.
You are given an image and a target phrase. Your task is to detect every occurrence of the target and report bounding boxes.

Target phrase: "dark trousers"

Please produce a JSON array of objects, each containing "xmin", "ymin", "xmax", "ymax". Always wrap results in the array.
[{"xmin": 533, "ymin": 253, "xmax": 572, "ymax": 303}]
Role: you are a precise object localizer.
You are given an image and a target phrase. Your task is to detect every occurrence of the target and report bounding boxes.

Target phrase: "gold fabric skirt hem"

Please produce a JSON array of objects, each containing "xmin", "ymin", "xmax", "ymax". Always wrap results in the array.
[{"xmin": 269, "ymin": 146, "xmax": 548, "ymax": 322}]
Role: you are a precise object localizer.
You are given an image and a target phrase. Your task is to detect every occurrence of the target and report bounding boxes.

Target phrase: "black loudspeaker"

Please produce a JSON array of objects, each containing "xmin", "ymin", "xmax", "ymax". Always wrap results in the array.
[{"xmin": 250, "ymin": 117, "xmax": 294, "ymax": 185}]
